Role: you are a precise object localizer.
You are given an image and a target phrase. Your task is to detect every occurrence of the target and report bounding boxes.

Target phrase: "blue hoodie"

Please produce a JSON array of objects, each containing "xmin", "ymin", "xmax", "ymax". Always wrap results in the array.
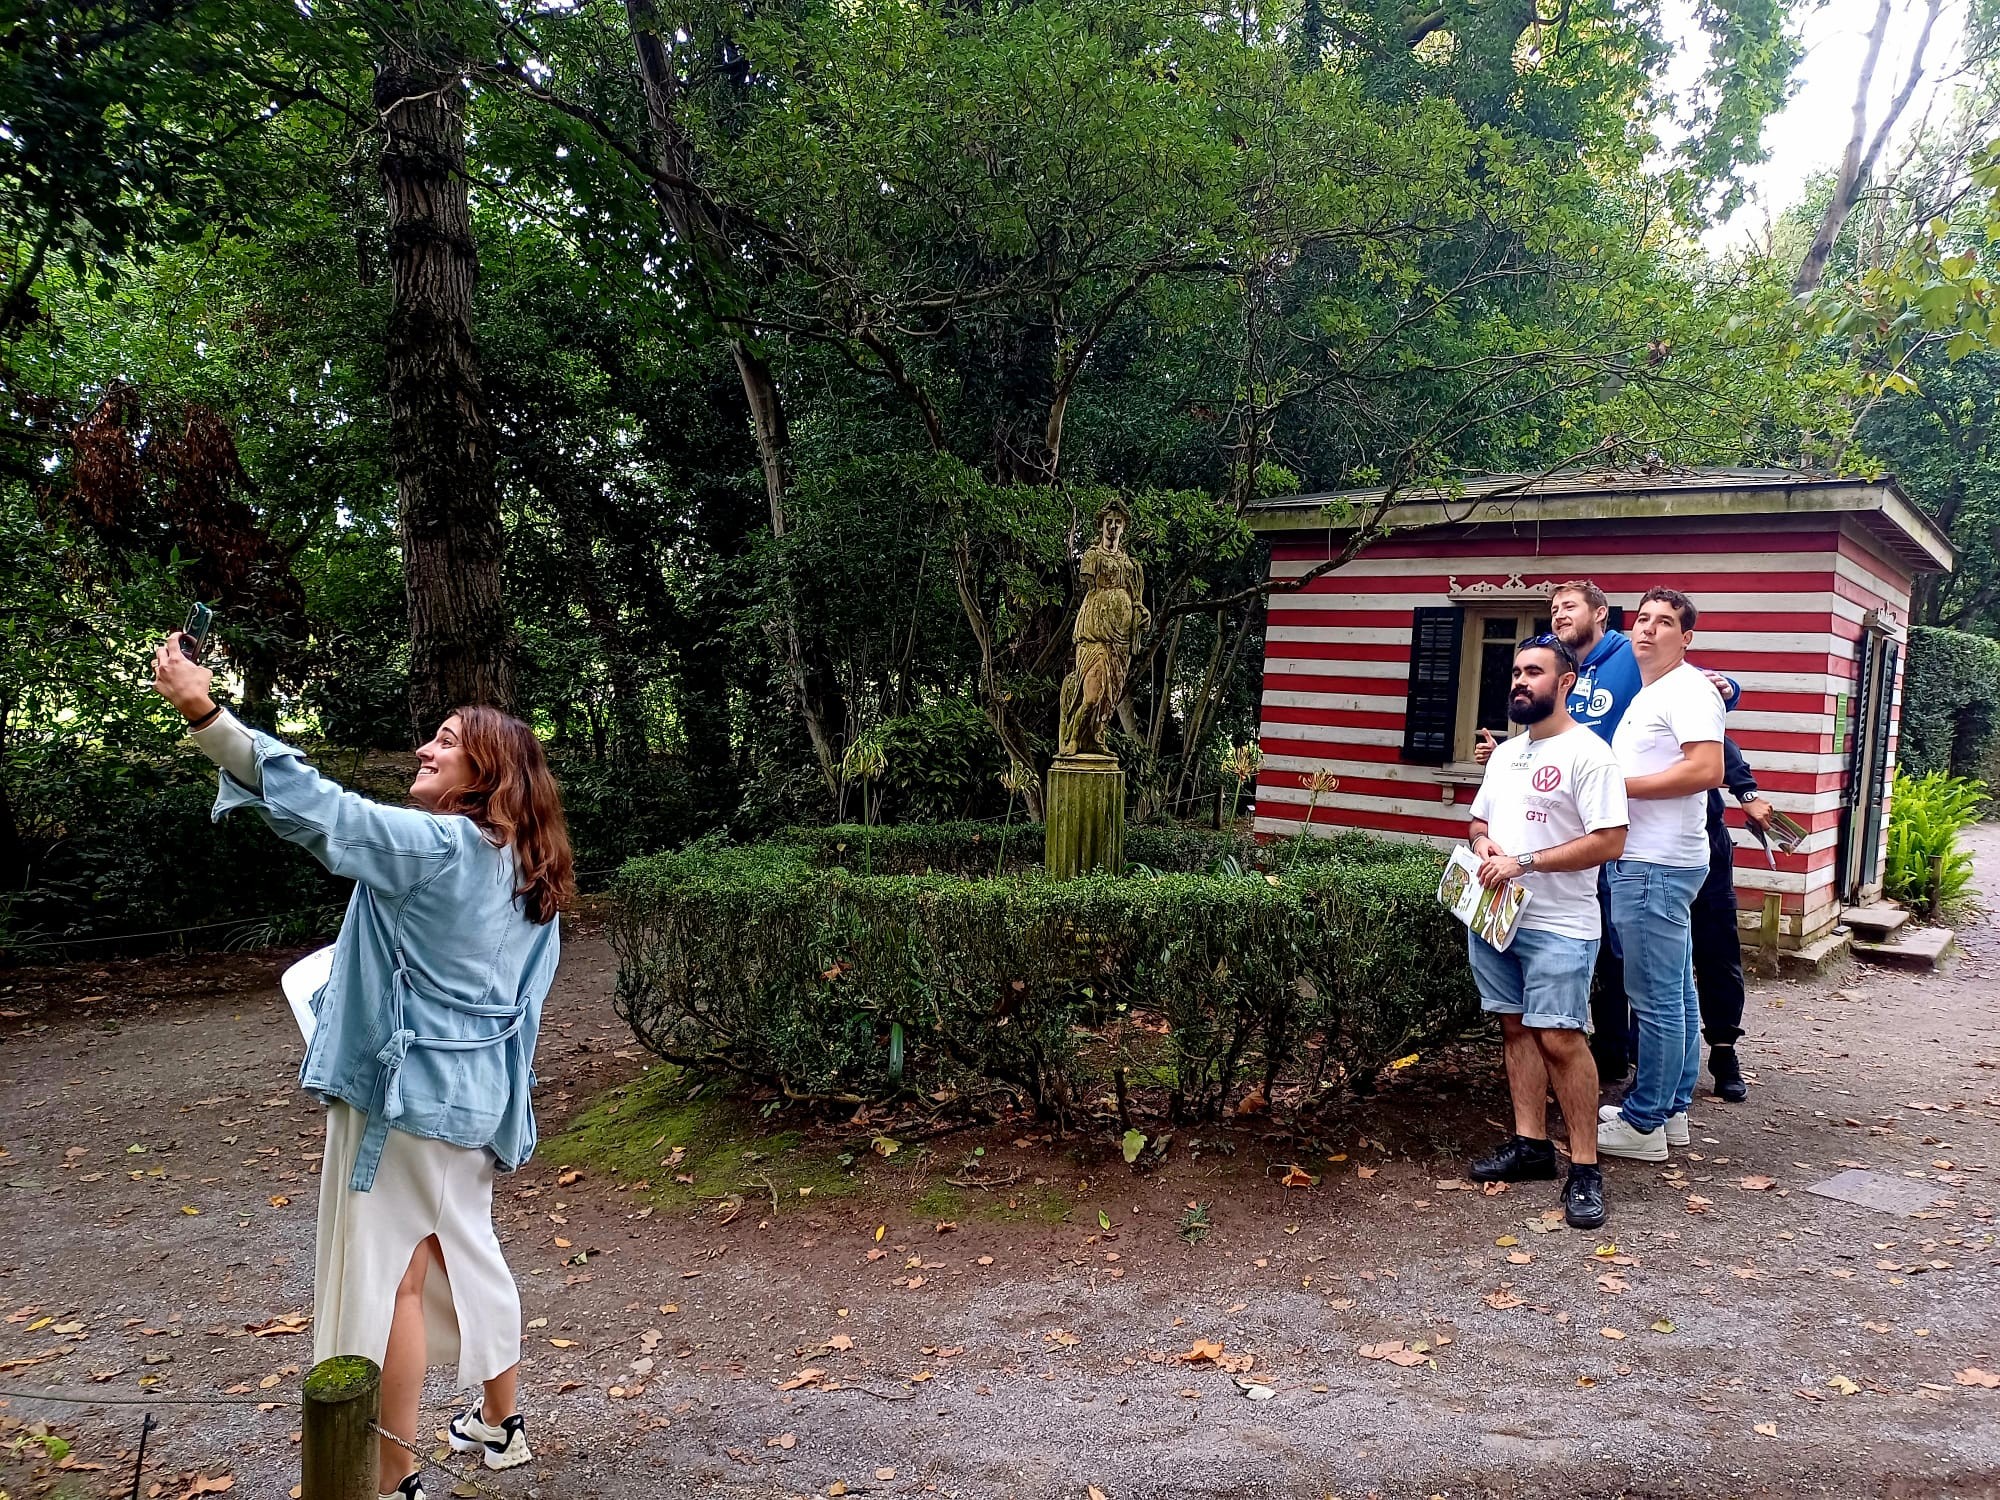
[{"xmin": 1568, "ymin": 630, "xmax": 1738, "ymax": 742}]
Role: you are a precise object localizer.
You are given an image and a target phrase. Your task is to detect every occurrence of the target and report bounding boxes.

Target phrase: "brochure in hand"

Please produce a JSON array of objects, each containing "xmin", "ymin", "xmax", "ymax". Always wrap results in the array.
[
  {"xmin": 1436, "ymin": 845, "xmax": 1531, "ymax": 952},
  {"xmin": 280, "ymin": 944, "xmax": 333, "ymax": 1047},
  {"xmin": 1747, "ymin": 807, "xmax": 1809, "ymax": 869}
]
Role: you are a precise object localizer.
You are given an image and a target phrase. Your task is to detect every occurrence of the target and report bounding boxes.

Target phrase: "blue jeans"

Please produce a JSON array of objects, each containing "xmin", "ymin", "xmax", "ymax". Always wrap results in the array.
[
  {"xmin": 1466, "ymin": 927, "xmax": 1599, "ymax": 1031},
  {"xmin": 1607, "ymin": 859, "xmax": 1707, "ymax": 1133}
]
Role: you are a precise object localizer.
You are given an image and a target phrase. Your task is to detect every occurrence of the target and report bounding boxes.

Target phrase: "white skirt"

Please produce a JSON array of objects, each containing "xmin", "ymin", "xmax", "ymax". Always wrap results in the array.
[{"xmin": 313, "ymin": 1102, "xmax": 522, "ymax": 1388}]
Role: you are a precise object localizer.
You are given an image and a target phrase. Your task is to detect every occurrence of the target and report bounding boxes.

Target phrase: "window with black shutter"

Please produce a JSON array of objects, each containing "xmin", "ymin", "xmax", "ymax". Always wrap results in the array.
[{"xmin": 1401, "ymin": 606, "xmax": 1463, "ymax": 764}]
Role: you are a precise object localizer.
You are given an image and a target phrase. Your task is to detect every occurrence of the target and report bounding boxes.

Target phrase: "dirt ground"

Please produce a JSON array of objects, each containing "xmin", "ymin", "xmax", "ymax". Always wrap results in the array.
[{"xmin": 3, "ymin": 838, "xmax": 1999, "ymax": 1500}]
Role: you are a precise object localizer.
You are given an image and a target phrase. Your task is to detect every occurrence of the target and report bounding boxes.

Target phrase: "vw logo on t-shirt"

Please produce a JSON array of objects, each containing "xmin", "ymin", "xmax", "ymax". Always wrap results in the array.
[{"xmin": 1531, "ymin": 764, "xmax": 1563, "ymax": 792}]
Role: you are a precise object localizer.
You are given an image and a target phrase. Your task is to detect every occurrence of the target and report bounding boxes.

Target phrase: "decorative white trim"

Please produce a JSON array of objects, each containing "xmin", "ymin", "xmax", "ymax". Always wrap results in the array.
[{"xmin": 1446, "ymin": 573, "xmax": 1559, "ymax": 602}]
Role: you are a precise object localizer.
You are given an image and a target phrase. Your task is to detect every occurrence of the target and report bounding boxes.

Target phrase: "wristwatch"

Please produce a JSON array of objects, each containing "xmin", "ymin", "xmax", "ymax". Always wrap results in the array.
[{"xmin": 1517, "ymin": 851, "xmax": 1538, "ymax": 871}]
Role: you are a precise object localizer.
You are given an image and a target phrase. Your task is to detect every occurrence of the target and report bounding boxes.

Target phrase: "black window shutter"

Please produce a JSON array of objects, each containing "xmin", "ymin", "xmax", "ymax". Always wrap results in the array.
[
  {"xmin": 1401, "ymin": 606, "xmax": 1464, "ymax": 765},
  {"xmin": 1607, "ymin": 604, "xmax": 1625, "ymax": 632}
]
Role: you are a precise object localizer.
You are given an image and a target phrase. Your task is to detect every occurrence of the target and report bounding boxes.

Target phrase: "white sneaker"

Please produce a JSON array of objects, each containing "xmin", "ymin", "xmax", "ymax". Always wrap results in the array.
[
  {"xmin": 1599, "ymin": 1104, "xmax": 1690, "ymax": 1149},
  {"xmin": 448, "ymin": 1403, "xmax": 533, "ymax": 1471},
  {"xmin": 383, "ymin": 1475, "xmax": 425, "ymax": 1500},
  {"xmin": 1597, "ymin": 1113, "xmax": 1669, "ymax": 1162}
]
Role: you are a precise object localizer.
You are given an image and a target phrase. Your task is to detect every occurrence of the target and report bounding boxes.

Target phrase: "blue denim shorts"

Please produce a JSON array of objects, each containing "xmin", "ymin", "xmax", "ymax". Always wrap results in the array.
[{"xmin": 1466, "ymin": 926, "xmax": 1601, "ymax": 1031}]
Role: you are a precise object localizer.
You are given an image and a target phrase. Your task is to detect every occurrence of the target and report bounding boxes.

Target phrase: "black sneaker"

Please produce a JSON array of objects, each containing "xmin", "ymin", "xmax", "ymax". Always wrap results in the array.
[
  {"xmin": 1469, "ymin": 1134, "xmax": 1558, "ymax": 1182},
  {"xmin": 1710, "ymin": 1046, "xmax": 1748, "ymax": 1102},
  {"xmin": 1563, "ymin": 1163, "xmax": 1607, "ymax": 1230}
]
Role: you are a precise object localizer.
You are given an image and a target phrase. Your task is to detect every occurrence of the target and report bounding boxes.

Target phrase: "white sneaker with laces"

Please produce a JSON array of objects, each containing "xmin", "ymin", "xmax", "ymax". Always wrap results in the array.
[
  {"xmin": 448, "ymin": 1404, "xmax": 533, "ymax": 1471},
  {"xmin": 1599, "ymin": 1104, "xmax": 1691, "ymax": 1148},
  {"xmin": 1597, "ymin": 1112, "xmax": 1669, "ymax": 1162},
  {"xmin": 382, "ymin": 1475, "xmax": 425, "ymax": 1500}
]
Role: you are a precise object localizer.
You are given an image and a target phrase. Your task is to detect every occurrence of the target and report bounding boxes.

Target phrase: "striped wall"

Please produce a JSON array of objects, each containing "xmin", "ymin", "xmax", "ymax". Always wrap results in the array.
[{"xmin": 1250, "ymin": 515, "xmax": 1917, "ymax": 945}]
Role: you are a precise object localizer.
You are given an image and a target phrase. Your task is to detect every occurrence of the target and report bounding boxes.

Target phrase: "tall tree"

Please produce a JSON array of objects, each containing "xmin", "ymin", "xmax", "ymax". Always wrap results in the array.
[{"xmin": 375, "ymin": 27, "xmax": 514, "ymax": 733}]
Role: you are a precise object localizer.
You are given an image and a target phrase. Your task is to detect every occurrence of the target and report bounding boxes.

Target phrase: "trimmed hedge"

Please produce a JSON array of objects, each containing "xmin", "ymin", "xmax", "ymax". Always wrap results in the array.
[
  {"xmin": 609, "ymin": 829, "xmax": 1476, "ymax": 1123},
  {"xmin": 774, "ymin": 820, "xmax": 1412, "ymax": 877},
  {"xmin": 1902, "ymin": 626, "xmax": 2000, "ymax": 784}
]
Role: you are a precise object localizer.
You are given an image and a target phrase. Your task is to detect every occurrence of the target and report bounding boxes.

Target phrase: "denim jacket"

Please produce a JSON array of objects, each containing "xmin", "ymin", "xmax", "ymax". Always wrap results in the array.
[{"xmin": 213, "ymin": 732, "xmax": 559, "ymax": 1192}]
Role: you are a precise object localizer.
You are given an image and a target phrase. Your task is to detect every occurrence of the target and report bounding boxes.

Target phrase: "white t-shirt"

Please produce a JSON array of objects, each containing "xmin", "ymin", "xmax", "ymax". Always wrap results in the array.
[
  {"xmin": 1470, "ymin": 724, "xmax": 1628, "ymax": 940},
  {"xmin": 1612, "ymin": 661, "xmax": 1726, "ymax": 867}
]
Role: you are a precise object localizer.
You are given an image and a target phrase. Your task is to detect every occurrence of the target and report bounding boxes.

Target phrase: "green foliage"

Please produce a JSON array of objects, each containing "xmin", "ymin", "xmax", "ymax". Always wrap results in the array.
[
  {"xmin": 1884, "ymin": 771, "xmax": 1988, "ymax": 913},
  {"xmin": 1900, "ymin": 627, "xmax": 2000, "ymax": 783},
  {"xmin": 608, "ymin": 831, "xmax": 1474, "ymax": 1123},
  {"xmin": 0, "ymin": 749, "xmax": 347, "ymax": 956}
]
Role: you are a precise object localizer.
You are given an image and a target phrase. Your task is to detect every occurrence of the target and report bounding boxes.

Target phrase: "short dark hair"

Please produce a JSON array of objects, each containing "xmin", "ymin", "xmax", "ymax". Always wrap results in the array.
[
  {"xmin": 1551, "ymin": 579, "xmax": 1608, "ymax": 611},
  {"xmin": 1517, "ymin": 632, "xmax": 1579, "ymax": 676},
  {"xmin": 1638, "ymin": 586, "xmax": 1698, "ymax": 631}
]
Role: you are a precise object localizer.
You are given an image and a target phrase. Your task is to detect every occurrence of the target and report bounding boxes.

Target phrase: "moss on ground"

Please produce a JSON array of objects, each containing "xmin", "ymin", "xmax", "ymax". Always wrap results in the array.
[{"xmin": 543, "ymin": 1065, "xmax": 859, "ymax": 1207}]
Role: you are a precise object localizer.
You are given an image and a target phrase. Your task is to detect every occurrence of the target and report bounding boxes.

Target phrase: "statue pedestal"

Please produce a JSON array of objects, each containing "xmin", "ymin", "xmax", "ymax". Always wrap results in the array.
[{"xmin": 1045, "ymin": 754, "xmax": 1125, "ymax": 879}]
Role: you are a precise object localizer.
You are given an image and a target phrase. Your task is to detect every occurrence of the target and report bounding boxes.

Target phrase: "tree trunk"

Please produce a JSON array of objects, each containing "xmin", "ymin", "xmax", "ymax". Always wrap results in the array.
[
  {"xmin": 1793, "ymin": 0, "xmax": 1943, "ymax": 296},
  {"xmin": 375, "ymin": 42, "xmax": 514, "ymax": 739},
  {"xmin": 624, "ymin": 0, "xmax": 843, "ymax": 790}
]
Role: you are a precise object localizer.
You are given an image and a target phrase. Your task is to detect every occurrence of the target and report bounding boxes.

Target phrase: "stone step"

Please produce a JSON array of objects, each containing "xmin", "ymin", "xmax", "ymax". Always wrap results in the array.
[
  {"xmin": 1852, "ymin": 925, "xmax": 1956, "ymax": 971},
  {"xmin": 1841, "ymin": 903, "xmax": 1911, "ymax": 940}
]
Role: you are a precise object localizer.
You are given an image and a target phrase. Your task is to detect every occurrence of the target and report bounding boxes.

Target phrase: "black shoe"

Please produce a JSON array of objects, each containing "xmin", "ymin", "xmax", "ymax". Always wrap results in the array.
[
  {"xmin": 1710, "ymin": 1046, "xmax": 1748, "ymax": 1103},
  {"xmin": 1469, "ymin": 1134, "xmax": 1558, "ymax": 1182},
  {"xmin": 1592, "ymin": 1048, "xmax": 1630, "ymax": 1088},
  {"xmin": 1563, "ymin": 1163, "xmax": 1607, "ymax": 1229}
]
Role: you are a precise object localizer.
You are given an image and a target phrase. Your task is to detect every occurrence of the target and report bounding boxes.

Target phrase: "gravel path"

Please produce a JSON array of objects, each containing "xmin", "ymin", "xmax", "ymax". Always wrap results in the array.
[{"xmin": 4, "ymin": 841, "xmax": 1999, "ymax": 1500}]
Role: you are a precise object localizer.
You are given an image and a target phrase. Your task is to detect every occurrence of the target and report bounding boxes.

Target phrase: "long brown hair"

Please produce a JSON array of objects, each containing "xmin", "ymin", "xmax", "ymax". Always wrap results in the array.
[{"xmin": 435, "ymin": 706, "xmax": 575, "ymax": 925}]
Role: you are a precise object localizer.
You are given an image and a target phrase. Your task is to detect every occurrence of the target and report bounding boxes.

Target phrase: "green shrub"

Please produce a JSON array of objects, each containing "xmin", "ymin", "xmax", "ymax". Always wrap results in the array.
[
  {"xmin": 608, "ymin": 832, "xmax": 1475, "ymax": 1124},
  {"xmin": 1902, "ymin": 628, "xmax": 2000, "ymax": 783},
  {"xmin": 848, "ymin": 702, "xmax": 1010, "ymax": 823},
  {"xmin": 1884, "ymin": 770, "xmax": 1987, "ymax": 913},
  {"xmin": 1, "ymin": 746, "xmax": 348, "ymax": 957}
]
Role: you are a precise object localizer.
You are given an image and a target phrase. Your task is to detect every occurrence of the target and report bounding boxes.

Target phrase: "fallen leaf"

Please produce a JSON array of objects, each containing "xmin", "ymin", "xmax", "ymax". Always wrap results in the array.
[
  {"xmin": 1388, "ymin": 1053, "xmax": 1419, "ymax": 1070},
  {"xmin": 1279, "ymin": 1164, "xmax": 1317, "ymax": 1189},
  {"xmin": 1739, "ymin": 1175, "xmax": 1775, "ymax": 1191},
  {"xmin": 766, "ymin": 1433, "xmax": 797, "ymax": 1450},
  {"xmin": 1650, "ymin": 1319, "xmax": 1676, "ymax": 1334},
  {"xmin": 1955, "ymin": 1368, "xmax": 2000, "ymax": 1388},
  {"xmin": 1828, "ymin": 1375, "xmax": 1860, "ymax": 1395},
  {"xmin": 876, "ymin": 1468, "xmax": 897, "ymax": 1481},
  {"xmin": 1506, "ymin": 1251, "xmax": 1532, "ymax": 1265},
  {"xmin": 1495, "ymin": 1235, "xmax": 1520, "ymax": 1248},
  {"xmin": 1046, "ymin": 1329, "xmax": 1080, "ymax": 1347},
  {"xmin": 1754, "ymin": 1422, "xmax": 1778, "ymax": 1437},
  {"xmin": 1356, "ymin": 1166, "xmax": 1377, "ymax": 1179},
  {"xmin": 1599, "ymin": 1328, "xmax": 1626, "ymax": 1341},
  {"xmin": 1177, "ymin": 1339, "xmax": 1224, "ymax": 1364}
]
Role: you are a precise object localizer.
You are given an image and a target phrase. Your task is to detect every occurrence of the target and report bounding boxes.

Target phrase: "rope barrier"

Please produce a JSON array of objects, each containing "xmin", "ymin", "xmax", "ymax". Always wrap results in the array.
[
  {"xmin": 0, "ymin": 1384, "xmax": 517, "ymax": 1499},
  {"xmin": 373, "ymin": 1420, "xmax": 517, "ymax": 1500},
  {"xmin": 0, "ymin": 1385, "xmax": 283, "ymax": 1408},
  {"xmin": 1, "ymin": 904, "xmax": 346, "ymax": 954}
]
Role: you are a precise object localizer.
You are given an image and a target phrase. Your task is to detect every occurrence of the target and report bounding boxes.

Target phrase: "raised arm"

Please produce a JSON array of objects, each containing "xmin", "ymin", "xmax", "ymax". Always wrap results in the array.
[{"xmin": 152, "ymin": 636, "xmax": 458, "ymax": 896}]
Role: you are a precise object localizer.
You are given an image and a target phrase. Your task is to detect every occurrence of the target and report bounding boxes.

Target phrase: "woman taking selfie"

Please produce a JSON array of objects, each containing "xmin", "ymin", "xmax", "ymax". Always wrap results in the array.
[{"xmin": 152, "ymin": 637, "xmax": 572, "ymax": 1500}]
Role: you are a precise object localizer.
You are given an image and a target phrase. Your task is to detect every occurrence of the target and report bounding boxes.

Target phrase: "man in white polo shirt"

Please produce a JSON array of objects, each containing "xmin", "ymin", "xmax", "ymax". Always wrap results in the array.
[
  {"xmin": 1464, "ymin": 634, "xmax": 1628, "ymax": 1229},
  {"xmin": 1597, "ymin": 587, "xmax": 1727, "ymax": 1163}
]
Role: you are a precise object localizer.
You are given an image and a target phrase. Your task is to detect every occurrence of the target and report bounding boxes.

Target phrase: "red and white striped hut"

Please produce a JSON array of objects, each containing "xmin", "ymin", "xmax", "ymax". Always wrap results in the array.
[{"xmin": 1246, "ymin": 470, "xmax": 1954, "ymax": 954}]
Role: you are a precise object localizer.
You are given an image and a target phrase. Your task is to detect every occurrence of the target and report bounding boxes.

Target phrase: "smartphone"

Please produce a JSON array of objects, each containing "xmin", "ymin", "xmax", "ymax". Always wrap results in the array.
[{"xmin": 179, "ymin": 602, "xmax": 214, "ymax": 662}]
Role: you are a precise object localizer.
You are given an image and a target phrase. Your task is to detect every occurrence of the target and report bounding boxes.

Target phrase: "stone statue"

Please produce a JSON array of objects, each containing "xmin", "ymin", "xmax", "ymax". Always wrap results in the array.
[{"xmin": 1058, "ymin": 498, "xmax": 1149, "ymax": 758}]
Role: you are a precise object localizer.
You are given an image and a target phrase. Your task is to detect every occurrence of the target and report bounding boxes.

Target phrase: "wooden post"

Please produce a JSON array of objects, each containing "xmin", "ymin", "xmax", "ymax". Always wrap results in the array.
[
  {"xmin": 1759, "ymin": 892, "xmax": 1783, "ymax": 976},
  {"xmin": 1929, "ymin": 852, "xmax": 1946, "ymax": 921},
  {"xmin": 302, "ymin": 1355, "xmax": 379, "ymax": 1500}
]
